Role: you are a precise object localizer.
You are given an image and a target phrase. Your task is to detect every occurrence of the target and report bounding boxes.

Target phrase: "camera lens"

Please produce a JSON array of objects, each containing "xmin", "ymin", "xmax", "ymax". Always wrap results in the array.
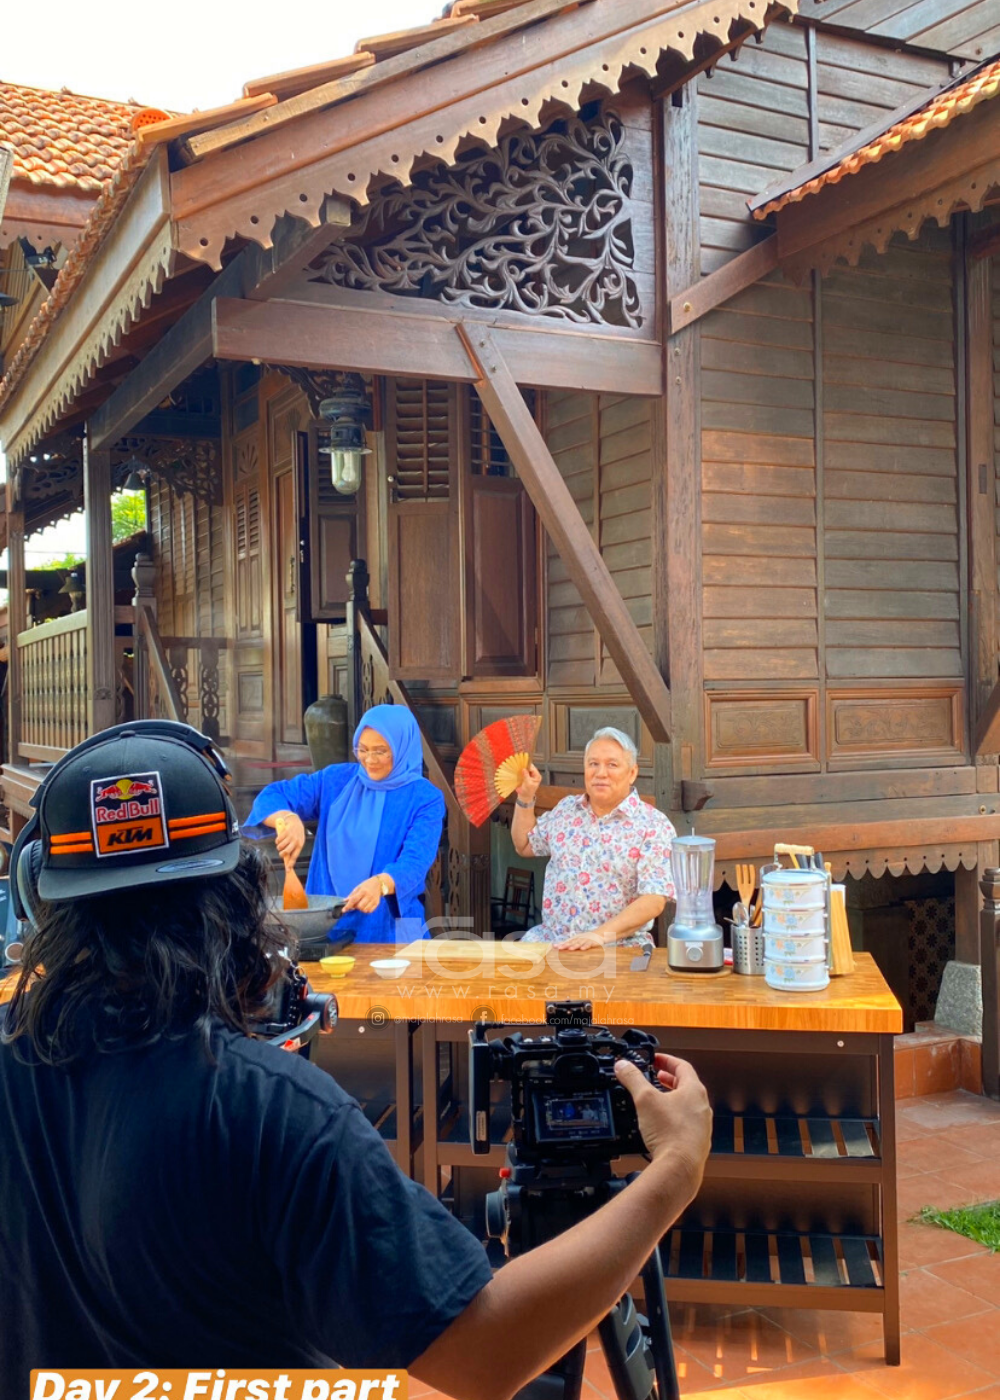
[{"xmin": 485, "ymin": 1189, "xmax": 506, "ymax": 1240}]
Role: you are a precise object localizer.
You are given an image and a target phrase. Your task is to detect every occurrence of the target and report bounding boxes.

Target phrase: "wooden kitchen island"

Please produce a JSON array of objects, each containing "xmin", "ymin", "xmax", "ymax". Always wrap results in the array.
[
  {"xmin": 0, "ymin": 946, "xmax": 903, "ymax": 1363},
  {"xmin": 305, "ymin": 945, "xmax": 903, "ymax": 1365}
]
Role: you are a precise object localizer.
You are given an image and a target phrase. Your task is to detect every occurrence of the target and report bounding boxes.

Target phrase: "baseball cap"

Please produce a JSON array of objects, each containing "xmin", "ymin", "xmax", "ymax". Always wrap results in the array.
[{"xmin": 34, "ymin": 726, "xmax": 241, "ymax": 901}]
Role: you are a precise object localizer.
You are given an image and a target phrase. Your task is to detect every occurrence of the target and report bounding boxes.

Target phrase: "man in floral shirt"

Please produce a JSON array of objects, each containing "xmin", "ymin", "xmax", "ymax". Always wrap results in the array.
[{"xmin": 511, "ymin": 726, "xmax": 676, "ymax": 951}]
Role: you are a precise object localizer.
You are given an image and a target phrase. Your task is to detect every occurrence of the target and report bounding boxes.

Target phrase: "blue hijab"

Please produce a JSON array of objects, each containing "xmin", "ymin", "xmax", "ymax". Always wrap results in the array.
[{"xmin": 326, "ymin": 705, "xmax": 424, "ymax": 895}]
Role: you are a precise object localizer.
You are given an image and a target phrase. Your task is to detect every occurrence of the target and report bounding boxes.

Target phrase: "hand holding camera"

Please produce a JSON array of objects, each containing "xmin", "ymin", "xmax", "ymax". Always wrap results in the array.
[{"xmin": 615, "ymin": 1051, "xmax": 712, "ymax": 1199}]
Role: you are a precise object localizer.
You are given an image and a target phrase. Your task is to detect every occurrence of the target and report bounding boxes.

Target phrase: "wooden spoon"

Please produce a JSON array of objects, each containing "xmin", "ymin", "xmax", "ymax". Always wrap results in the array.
[{"xmin": 275, "ymin": 816, "xmax": 309, "ymax": 911}]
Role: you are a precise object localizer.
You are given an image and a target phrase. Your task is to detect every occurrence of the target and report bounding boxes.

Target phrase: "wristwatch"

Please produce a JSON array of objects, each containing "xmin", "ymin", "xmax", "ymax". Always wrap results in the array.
[
  {"xmin": 516, "ymin": 798, "xmax": 535, "ymax": 809},
  {"xmin": 378, "ymin": 875, "xmax": 390, "ymax": 898}
]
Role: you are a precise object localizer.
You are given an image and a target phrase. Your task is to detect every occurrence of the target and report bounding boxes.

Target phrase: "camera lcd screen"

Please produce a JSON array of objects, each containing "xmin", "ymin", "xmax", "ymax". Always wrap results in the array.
[{"xmin": 534, "ymin": 1090, "xmax": 615, "ymax": 1142}]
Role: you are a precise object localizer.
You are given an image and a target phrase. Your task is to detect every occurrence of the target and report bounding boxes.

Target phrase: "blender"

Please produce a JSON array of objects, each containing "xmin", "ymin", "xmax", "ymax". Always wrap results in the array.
[{"xmin": 667, "ymin": 835, "xmax": 724, "ymax": 972}]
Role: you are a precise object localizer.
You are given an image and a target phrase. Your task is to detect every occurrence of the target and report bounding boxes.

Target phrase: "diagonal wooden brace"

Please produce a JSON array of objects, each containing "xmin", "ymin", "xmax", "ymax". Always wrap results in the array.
[{"xmin": 458, "ymin": 322, "xmax": 671, "ymax": 744}]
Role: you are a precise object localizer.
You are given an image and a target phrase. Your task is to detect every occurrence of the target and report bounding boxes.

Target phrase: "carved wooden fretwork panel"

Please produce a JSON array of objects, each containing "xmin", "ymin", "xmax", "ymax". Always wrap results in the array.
[
  {"xmin": 313, "ymin": 112, "xmax": 642, "ymax": 329},
  {"xmin": 112, "ymin": 435, "xmax": 222, "ymax": 507}
]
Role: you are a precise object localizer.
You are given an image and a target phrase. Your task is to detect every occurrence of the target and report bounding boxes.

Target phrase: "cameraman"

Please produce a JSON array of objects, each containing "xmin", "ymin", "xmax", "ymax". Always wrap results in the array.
[{"xmin": 0, "ymin": 723, "xmax": 711, "ymax": 1400}]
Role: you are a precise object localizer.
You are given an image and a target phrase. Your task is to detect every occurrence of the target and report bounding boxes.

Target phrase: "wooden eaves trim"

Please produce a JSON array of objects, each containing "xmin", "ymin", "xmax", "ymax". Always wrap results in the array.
[
  {"xmin": 169, "ymin": 0, "xmax": 805, "ymax": 269},
  {"xmin": 775, "ymin": 95, "xmax": 1000, "ymax": 277},
  {"xmin": 0, "ymin": 180, "xmax": 97, "ymax": 249},
  {"xmin": 0, "ymin": 150, "xmax": 173, "ymax": 469}
]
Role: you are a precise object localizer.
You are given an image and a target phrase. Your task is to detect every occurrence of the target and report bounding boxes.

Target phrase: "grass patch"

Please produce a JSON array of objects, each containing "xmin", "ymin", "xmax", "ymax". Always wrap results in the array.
[{"xmin": 918, "ymin": 1201, "xmax": 1000, "ymax": 1252}]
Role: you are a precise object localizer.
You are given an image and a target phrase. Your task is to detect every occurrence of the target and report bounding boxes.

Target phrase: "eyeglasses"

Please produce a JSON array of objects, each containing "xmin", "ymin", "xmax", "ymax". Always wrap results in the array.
[{"xmin": 357, "ymin": 746, "xmax": 391, "ymax": 761}]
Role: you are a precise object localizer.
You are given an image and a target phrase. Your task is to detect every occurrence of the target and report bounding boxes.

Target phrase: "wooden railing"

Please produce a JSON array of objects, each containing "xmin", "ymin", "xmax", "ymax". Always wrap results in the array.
[
  {"xmin": 132, "ymin": 604, "xmax": 230, "ymax": 743},
  {"xmin": 17, "ymin": 610, "xmax": 88, "ymax": 761},
  {"xmin": 349, "ymin": 560, "xmax": 491, "ymax": 933}
]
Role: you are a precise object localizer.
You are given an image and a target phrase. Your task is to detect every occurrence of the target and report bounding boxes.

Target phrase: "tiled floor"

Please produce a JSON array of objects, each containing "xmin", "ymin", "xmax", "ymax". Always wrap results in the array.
[{"xmin": 411, "ymin": 1090, "xmax": 1000, "ymax": 1400}]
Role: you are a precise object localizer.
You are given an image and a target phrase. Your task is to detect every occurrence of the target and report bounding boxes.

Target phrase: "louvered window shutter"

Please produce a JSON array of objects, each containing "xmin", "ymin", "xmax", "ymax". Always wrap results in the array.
[
  {"xmin": 386, "ymin": 379, "xmax": 460, "ymax": 680},
  {"xmin": 390, "ymin": 380, "xmax": 452, "ymax": 500}
]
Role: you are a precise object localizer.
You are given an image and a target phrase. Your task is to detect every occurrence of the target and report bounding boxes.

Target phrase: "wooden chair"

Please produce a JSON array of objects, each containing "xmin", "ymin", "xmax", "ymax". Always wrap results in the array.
[{"xmin": 491, "ymin": 867, "xmax": 537, "ymax": 938}]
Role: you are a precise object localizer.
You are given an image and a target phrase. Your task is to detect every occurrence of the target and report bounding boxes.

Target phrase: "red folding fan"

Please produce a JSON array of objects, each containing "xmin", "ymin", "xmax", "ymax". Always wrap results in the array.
[{"xmin": 455, "ymin": 714, "xmax": 543, "ymax": 827}]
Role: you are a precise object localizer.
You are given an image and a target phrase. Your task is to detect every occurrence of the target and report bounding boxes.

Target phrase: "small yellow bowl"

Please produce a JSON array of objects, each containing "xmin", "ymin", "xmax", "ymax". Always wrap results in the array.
[{"xmin": 319, "ymin": 955, "xmax": 355, "ymax": 977}]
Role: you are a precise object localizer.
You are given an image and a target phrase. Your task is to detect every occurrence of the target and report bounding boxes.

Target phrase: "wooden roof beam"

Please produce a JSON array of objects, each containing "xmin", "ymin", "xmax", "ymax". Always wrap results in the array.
[
  {"xmin": 458, "ymin": 322, "xmax": 672, "ymax": 744},
  {"xmin": 210, "ymin": 295, "xmax": 663, "ymax": 398},
  {"xmin": 669, "ymin": 233, "xmax": 777, "ymax": 332}
]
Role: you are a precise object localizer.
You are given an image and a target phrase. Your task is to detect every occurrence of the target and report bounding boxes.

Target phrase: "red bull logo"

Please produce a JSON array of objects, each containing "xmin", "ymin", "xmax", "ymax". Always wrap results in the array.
[
  {"xmin": 89, "ymin": 771, "xmax": 168, "ymax": 858},
  {"xmin": 94, "ymin": 778, "xmax": 157, "ymax": 802}
]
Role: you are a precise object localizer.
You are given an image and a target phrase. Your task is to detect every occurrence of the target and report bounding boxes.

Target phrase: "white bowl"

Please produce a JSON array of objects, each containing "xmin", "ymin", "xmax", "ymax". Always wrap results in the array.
[{"xmin": 371, "ymin": 959, "xmax": 410, "ymax": 979}]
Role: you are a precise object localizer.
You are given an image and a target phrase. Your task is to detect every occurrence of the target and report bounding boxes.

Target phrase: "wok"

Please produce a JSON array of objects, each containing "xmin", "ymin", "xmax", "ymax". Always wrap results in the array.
[{"xmin": 265, "ymin": 894, "xmax": 353, "ymax": 959}]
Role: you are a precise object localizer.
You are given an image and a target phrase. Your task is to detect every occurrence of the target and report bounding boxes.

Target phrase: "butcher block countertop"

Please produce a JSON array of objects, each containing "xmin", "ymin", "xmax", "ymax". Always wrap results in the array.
[
  {"xmin": 305, "ymin": 946, "xmax": 902, "ymax": 1034},
  {"xmin": 0, "ymin": 948, "xmax": 902, "ymax": 1034}
]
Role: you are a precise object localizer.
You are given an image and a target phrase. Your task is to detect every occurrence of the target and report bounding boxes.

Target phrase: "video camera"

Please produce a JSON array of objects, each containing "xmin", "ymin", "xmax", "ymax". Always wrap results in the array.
[
  {"xmin": 470, "ymin": 1000, "xmax": 660, "ymax": 1165},
  {"xmin": 468, "ymin": 1001, "xmax": 661, "ymax": 1254},
  {"xmin": 249, "ymin": 960, "xmax": 338, "ymax": 1054}
]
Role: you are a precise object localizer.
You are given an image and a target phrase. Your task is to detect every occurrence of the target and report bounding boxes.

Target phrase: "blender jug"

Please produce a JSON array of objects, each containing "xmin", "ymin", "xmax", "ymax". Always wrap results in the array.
[{"xmin": 667, "ymin": 835, "xmax": 724, "ymax": 971}]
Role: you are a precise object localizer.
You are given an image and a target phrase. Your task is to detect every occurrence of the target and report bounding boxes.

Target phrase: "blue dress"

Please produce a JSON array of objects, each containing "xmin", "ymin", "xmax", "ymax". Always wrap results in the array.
[{"xmin": 244, "ymin": 766, "xmax": 446, "ymax": 943}]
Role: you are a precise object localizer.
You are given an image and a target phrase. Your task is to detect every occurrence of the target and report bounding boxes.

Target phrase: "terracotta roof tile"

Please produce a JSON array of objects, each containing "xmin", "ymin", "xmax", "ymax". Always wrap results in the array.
[
  {"xmin": 754, "ymin": 52, "xmax": 1000, "ymax": 218},
  {"xmin": 0, "ymin": 81, "xmax": 143, "ymax": 192}
]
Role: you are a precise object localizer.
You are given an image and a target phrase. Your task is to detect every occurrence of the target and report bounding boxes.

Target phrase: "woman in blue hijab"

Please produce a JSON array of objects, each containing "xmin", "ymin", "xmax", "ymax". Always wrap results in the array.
[{"xmin": 245, "ymin": 705, "xmax": 446, "ymax": 942}]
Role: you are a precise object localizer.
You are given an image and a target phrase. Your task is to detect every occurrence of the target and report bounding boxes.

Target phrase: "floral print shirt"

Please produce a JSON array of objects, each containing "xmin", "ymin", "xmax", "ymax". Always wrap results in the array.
[{"xmin": 523, "ymin": 789, "xmax": 676, "ymax": 947}]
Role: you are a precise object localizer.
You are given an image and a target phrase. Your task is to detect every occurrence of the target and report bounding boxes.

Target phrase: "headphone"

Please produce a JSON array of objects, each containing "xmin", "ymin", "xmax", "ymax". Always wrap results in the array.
[{"xmin": 10, "ymin": 720, "xmax": 233, "ymax": 928}]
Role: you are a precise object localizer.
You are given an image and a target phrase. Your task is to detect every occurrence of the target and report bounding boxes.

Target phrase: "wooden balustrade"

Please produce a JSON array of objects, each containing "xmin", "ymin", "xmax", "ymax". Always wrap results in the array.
[
  {"xmin": 133, "ymin": 605, "xmax": 230, "ymax": 742},
  {"xmin": 17, "ymin": 611, "xmax": 89, "ymax": 762}
]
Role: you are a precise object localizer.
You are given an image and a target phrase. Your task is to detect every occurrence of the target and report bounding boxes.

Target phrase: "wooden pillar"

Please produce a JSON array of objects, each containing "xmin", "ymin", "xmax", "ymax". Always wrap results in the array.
[
  {"xmin": 967, "ymin": 240, "xmax": 997, "ymax": 805},
  {"xmin": 6, "ymin": 480, "xmax": 26, "ymax": 765},
  {"xmin": 980, "ymin": 867, "xmax": 1000, "ymax": 1099},
  {"xmin": 131, "ymin": 550, "xmax": 156, "ymax": 720},
  {"xmin": 83, "ymin": 432, "xmax": 116, "ymax": 735},
  {"xmin": 662, "ymin": 87, "xmax": 702, "ymax": 815},
  {"xmin": 344, "ymin": 557, "xmax": 369, "ymax": 737}
]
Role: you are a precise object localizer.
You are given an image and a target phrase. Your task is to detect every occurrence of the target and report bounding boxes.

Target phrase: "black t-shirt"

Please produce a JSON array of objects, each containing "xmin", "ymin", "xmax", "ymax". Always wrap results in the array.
[{"xmin": 0, "ymin": 1021, "xmax": 493, "ymax": 1397}]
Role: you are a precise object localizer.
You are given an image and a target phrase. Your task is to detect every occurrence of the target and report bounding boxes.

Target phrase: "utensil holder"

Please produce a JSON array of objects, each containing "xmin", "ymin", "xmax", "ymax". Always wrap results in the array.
[{"xmin": 732, "ymin": 923, "xmax": 765, "ymax": 975}]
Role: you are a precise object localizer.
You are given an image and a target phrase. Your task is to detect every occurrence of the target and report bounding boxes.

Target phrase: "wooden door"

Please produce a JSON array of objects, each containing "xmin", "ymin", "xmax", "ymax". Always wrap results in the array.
[
  {"xmin": 274, "ymin": 466, "xmax": 303, "ymax": 744},
  {"xmin": 464, "ymin": 390, "xmax": 538, "ymax": 677},
  {"xmin": 386, "ymin": 379, "xmax": 460, "ymax": 681}
]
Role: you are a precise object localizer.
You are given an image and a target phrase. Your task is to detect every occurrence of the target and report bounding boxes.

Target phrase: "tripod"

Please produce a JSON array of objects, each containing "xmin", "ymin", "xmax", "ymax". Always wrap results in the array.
[{"xmin": 490, "ymin": 1163, "xmax": 680, "ymax": 1400}]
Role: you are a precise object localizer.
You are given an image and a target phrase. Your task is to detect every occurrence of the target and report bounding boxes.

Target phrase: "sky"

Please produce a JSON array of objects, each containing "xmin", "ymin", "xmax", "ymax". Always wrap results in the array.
[
  {"xmin": 6, "ymin": 0, "xmax": 443, "ymax": 112},
  {"xmin": 4, "ymin": 0, "xmax": 440, "ymax": 564}
]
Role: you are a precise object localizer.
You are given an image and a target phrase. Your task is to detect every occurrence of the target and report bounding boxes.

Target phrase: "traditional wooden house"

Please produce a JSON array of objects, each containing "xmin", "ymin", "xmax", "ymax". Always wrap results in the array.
[{"xmin": 1, "ymin": 0, "xmax": 999, "ymax": 1063}]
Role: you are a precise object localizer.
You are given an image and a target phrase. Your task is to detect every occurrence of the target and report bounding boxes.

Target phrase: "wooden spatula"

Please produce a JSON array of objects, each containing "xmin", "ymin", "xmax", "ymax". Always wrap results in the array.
[{"xmin": 275, "ymin": 816, "xmax": 309, "ymax": 911}]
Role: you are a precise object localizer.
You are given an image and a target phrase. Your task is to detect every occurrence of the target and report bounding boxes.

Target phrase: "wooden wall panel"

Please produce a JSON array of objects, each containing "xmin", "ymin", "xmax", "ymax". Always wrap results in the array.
[
  {"xmin": 826, "ymin": 686, "xmax": 964, "ymax": 769},
  {"xmin": 993, "ymin": 250, "xmax": 1000, "ymax": 677},
  {"xmin": 700, "ymin": 271, "xmax": 818, "ymax": 684},
  {"xmin": 598, "ymin": 393, "xmax": 653, "ymax": 686},
  {"xmin": 542, "ymin": 389, "xmax": 654, "ymax": 690},
  {"xmin": 706, "ymin": 689, "xmax": 819, "ymax": 770},
  {"xmin": 696, "ymin": 22, "xmax": 809, "ymax": 278},
  {"xmin": 822, "ymin": 232, "xmax": 961, "ymax": 682},
  {"xmin": 814, "ymin": 32, "xmax": 949, "ymax": 158},
  {"xmin": 544, "ymin": 389, "xmax": 598, "ymax": 689}
]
